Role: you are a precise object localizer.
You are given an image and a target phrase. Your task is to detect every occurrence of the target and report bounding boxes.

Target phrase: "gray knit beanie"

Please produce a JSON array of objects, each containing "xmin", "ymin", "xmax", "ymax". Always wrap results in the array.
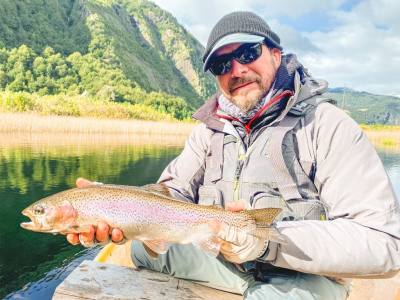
[{"xmin": 203, "ymin": 11, "xmax": 282, "ymax": 71}]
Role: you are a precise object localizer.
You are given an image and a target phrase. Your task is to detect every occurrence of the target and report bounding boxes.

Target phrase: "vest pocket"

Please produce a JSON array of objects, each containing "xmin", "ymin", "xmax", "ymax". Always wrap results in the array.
[
  {"xmin": 250, "ymin": 191, "xmax": 283, "ymax": 208},
  {"xmin": 286, "ymin": 199, "xmax": 328, "ymax": 220},
  {"xmin": 198, "ymin": 185, "xmax": 223, "ymax": 207}
]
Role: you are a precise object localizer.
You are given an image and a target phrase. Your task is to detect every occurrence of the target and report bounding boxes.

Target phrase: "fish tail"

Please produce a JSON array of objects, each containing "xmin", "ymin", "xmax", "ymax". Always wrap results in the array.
[
  {"xmin": 244, "ymin": 207, "xmax": 282, "ymax": 226},
  {"xmin": 244, "ymin": 208, "xmax": 287, "ymax": 244}
]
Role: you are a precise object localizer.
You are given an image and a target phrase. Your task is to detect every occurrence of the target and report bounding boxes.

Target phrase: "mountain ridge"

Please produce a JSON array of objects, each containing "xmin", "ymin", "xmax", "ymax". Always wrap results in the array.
[
  {"xmin": 0, "ymin": 0, "xmax": 398, "ymax": 124},
  {"xmin": 0, "ymin": 0, "xmax": 217, "ymax": 119},
  {"xmin": 327, "ymin": 87, "xmax": 400, "ymax": 125}
]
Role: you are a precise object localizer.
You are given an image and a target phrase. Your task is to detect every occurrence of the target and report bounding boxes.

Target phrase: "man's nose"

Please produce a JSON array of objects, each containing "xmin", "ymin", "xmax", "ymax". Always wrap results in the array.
[{"xmin": 230, "ymin": 59, "xmax": 249, "ymax": 77}]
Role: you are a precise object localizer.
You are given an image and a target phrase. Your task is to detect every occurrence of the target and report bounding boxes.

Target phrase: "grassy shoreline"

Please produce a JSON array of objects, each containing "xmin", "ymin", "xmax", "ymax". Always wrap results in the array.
[
  {"xmin": 0, "ymin": 112, "xmax": 196, "ymax": 146},
  {"xmin": 0, "ymin": 112, "xmax": 399, "ymax": 147},
  {"xmin": 361, "ymin": 124, "xmax": 400, "ymax": 147},
  {"xmin": 0, "ymin": 112, "xmax": 195, "ymax": 134}
]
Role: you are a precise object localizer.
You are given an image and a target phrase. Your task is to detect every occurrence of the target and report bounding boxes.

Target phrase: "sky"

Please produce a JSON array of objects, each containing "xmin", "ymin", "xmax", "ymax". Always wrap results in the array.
[{"xmin": 151, "ymin": 0, "xmax": 400, "ymax": 97}]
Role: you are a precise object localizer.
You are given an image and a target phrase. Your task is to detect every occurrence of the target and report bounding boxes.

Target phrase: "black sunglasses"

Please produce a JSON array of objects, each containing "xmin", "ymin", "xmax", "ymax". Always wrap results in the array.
[{"xmin": 208, "ymin": 43, "xmax": 263, "ymax": 76}]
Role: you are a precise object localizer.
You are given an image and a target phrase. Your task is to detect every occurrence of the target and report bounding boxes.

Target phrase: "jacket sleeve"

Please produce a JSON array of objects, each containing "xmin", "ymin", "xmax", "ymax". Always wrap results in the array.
[
  {"xmin": 270, "ymin": 103, "xmax": 400, "ymax": 278},
  {"xmin": 157, "ymin": 123, "xmax": 212, "ymax": 203}
]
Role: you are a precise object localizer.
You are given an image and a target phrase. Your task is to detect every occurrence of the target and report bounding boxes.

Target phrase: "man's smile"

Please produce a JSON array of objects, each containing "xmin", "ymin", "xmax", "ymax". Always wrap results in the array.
[{"xmin": 230, "ymin": 81, "xmax": 257, "ymax": 93}]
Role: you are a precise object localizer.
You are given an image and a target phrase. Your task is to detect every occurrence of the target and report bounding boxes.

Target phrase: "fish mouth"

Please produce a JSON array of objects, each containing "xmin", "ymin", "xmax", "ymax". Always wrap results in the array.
[
  {"xmin": 20, "ymin": 209, "xmax": 37, "ymax": 230},
  {"xmin": 20, "ymin": 221, "xmax": 35, "ymax": 230},
  {"xmin": 20, "ymin": 209, "xmax": 62, "ymax": 233},
  {"xmin": 20, "ymin": 209, "xmax": 51, "ymax": 232}
]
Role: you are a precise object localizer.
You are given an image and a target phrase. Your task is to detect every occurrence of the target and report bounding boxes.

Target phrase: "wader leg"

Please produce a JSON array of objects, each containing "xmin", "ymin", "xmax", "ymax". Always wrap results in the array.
[
  {"xmin": 245, "ymin": 272, "xmax": 349, "ymax": 300},
  {"xmin": 131, "ymin": 241, "xmax": 253, "ymax": 294},
  {"xmin": 131, "ymin": 241, "xmax": 348, "ymax": 299}
]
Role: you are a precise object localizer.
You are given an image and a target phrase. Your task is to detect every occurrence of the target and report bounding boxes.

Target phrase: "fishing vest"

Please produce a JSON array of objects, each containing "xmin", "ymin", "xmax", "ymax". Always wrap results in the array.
[{"xmin": 198, "ymin": 94, "xmax": 333, "ymax": 222}]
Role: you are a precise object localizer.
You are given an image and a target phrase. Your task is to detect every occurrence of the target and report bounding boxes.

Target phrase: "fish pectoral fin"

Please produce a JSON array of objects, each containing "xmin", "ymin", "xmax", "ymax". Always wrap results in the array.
[
  {"xmin": 66, "ymin": 224, "xmax": 93, "ymax": 233},
  {"xmin": 142, "ymin": 239, "xmax": 170, "ymax": 256},
  {"xmin": 193, "ymin": 236, "xmax": 221, "ymax": 257}
]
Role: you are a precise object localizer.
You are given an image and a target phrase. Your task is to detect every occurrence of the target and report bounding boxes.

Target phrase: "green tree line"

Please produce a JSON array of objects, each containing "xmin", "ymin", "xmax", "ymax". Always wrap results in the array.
[{"xmin": 0, "ymin": 44, "xmax": 192, "ymax": 120}]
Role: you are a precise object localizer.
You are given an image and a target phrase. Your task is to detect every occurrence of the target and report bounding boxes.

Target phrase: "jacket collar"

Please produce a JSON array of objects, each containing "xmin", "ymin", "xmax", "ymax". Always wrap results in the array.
[{"xmin": 193, "ymin": 71, "xmax": 329, "ymax": 132}]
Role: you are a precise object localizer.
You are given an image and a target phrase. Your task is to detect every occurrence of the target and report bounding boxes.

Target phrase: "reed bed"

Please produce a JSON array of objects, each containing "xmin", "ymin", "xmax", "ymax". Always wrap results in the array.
[
  {"xmin": 0, "ymin": 112, "xmax": 196, "ymax": 147},
  {"xmin": 0, "ymin": 112, "xmax": 194, "ymax": 134},
  {"xmin": 363, "ymin": 128, "xmax": 400, "ymax": 147},
  {"xmin": 0, "ymin": 132, "xmax": 190, "ymax": 148},
  {"xmin": 1, "ymin": 112, "xmax": 399, "ymax": 148}
]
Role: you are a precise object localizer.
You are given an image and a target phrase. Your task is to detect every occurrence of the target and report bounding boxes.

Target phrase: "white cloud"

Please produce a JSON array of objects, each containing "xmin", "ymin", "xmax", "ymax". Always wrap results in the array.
[
  {"xmin": 269, "ymin": 20, "xmax": 321, "ymax": 56},
  {"xmin": 303, "ymin": 0, "xmax": 400, "ymax": 96},
  {"xmin": 150, "ymin": 0, "xmax": 400, "ymax": 96}
]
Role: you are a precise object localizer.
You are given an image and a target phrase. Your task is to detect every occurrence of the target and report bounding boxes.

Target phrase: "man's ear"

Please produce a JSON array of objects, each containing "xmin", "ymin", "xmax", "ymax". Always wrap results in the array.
[{"xmin": 271, "ymin": 48, "xmax": 282, "ymax": 69}]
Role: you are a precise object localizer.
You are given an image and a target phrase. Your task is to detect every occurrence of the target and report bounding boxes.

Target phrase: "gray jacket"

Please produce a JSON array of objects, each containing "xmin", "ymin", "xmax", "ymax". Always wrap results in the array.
[{"xmin": 158, "ymin": 72, "xmax": 400, "ymax": 278}]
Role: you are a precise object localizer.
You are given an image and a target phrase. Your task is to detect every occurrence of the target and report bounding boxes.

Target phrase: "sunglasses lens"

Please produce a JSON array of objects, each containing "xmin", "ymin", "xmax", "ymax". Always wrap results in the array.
[
  {"xmin": 209, "ymin": 43, "xmax": 262, "ymax": 76},
  {"xmin": 209, "ymin": 59, "xmax": 231, "ymax": 76},
  {"xmin": 237, "ymin": 44, "xmax": 262, "ymax": 64}
]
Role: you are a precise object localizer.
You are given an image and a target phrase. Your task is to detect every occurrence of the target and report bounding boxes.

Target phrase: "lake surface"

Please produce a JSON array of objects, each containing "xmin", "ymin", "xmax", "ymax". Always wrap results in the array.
[{"xmin": 1, "ymin": 141, "xmax": 399, "ymax": 299}]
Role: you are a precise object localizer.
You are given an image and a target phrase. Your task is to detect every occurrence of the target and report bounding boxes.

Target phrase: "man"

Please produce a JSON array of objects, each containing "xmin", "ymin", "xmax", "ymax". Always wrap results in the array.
[{"xmin": 68, "ymin": 12, "xmax": 400, "ymax": 299}]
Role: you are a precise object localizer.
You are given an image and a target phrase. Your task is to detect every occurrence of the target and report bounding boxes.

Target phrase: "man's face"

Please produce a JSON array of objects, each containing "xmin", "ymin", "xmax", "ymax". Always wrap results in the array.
[{"xmin": 214, "ymin": 43, "xmax": 281, "ymax": 112}]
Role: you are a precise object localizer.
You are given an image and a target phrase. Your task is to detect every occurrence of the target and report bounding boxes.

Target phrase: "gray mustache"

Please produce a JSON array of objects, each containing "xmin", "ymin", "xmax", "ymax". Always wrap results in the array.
[{"xmin": 229, "ymin": 75, "xmax": 261, "ymax": 92}]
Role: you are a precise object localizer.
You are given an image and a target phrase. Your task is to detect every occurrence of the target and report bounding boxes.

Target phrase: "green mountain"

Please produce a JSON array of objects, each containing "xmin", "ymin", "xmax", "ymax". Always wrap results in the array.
[
  {"xmin": 0, "ymin": 0, "xmax": 217, "ymax": 119},
  {"xmin": 0, "ymin": 0, "xmax": 398, "ymax": 124},
  {"xmin": 327, "ymin": 88, "xmax": 400, "ymax": 125}
]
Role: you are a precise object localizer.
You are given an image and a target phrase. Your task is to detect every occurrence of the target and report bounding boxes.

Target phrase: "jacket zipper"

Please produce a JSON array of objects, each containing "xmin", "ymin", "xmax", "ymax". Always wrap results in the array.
[{"xmin": 233, "ymin": 141, "xmax": 256, "ymax": 203}]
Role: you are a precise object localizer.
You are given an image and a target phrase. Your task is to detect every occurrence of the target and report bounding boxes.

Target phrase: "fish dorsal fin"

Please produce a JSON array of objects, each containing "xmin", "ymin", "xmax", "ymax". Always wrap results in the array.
[
  {"xmin": 245, "ymin": 208, "xmax": 282, "ymax": 226},
  {"xmin": 141, "ymin": 184, "xmax": 191, "ymax": 203},
  {"xmin": 205, "ymin": 204, "xmax": 224, "ymax": 210},
  {"xmin": 141, "ymin": 183, "xmax": 172, "ymax": 198},
  {"xmin": 96, "ymin": 183, "xmax": 183, "ymax": 202}
]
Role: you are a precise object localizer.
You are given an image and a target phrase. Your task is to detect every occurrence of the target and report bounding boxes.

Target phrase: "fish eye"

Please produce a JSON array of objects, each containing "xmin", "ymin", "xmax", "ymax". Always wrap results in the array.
[{"xmin": 34, "ymin": 205, "xmax": 45, "ymax": 215}]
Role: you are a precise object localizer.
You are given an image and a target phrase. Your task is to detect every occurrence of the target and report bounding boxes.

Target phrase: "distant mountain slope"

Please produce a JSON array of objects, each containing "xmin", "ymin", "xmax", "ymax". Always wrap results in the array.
[
  {"xmin": 0, "ymin": 0, "xmax": 398, "ymax": 124},
  {"xmin": 0, "ymin": 0, "xmax": 216, "ymax": 115},
  {"xmin": 327, "ymin": 88, "xmax": 400, "ymax": 125}
]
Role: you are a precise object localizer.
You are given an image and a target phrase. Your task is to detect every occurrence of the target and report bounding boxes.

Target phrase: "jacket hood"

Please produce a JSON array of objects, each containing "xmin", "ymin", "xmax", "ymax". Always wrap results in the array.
[
  {"xmin": 295, "ymin": 72, "xmax": 329, "ymax": 104},
  {"xmin": 193, "ymin": 70, "xmax": 330, "ymax": 130}
]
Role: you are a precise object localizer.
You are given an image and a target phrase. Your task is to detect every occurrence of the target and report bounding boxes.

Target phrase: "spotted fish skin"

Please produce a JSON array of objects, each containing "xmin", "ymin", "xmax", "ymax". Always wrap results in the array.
[{"xmin": 21, "ymin": 184, "xmax": 282, "ymax": 255}]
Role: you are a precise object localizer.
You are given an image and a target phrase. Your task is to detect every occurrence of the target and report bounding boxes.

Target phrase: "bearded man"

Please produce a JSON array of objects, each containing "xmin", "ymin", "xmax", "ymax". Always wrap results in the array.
[{"xmin": 68, "ymin": 11, "xmax": 400, "ymax": 300}]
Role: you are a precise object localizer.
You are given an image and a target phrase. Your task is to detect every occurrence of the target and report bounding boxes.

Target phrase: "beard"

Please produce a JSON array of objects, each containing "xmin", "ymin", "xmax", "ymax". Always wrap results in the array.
[{"xmin": 221, "ymin": 74, "xmax": 268, "ymax": 112}]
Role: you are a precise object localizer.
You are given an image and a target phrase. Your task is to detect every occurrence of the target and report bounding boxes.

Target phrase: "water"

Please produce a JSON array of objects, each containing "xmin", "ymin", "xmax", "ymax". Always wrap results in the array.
[
  {"xmin": 0, "ymin": 142, "xmax": 182, "ymax": 299},
  {"xmin": 1, "ymin": 142, "xmax": 399, "ymax": 299}
]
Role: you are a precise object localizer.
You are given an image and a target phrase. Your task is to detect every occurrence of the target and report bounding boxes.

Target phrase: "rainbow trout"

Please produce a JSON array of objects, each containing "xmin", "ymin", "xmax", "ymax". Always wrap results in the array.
[{"xmin": 21, "ymin": 184, "xmax": 282, "ymax": 256}]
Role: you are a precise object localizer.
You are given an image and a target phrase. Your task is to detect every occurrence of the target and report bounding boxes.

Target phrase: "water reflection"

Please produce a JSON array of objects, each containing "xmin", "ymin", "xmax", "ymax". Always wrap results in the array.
[
  {"xmin": 0, "ymin": 142, "xmax": 182, "ymax": 298},
  {"xmin": 1, "ymin": 141, "xmax": 399, "ymax": 299},
  {"xmin": 376, "ymin": 145, "xmax": 400, "ymax": 198}
]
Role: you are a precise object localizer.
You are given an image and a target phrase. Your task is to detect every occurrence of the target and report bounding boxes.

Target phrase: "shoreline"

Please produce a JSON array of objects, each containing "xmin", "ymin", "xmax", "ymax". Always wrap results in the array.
[
  {"xmin": 0, "ymin": 112, "xmax": 195, "ymax": 146},
  {"xmin": 0, "ymin": 112, "xmax": 399, "ymax": 148}
]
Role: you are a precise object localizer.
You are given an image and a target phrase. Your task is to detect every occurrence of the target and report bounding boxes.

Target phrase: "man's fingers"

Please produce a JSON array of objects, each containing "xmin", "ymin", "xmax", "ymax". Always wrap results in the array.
[
  {"xmin": 96, "ymin": 222, "xmax": 110, "ymax": 243},
  {"xmin": 111, "ymin": 228, "xmax": 124, "ymax": 243},
  {"xmin": 226, "ymin": 201, "xmax": 246, "ymax": 212},
  {"xmin": 67, "ymin": 223, "xmax": 121, "ymax": 247},
  {"xmin": 79, "ymin": 225, "xmax": 95, "ymax": 243},
  {"xmin": 76, "ymin": 178, "xmax": 94, "ymax": 188},
  {"xmin": 67, "ymin": 233, "xmax": 79, "ymax": 245}
]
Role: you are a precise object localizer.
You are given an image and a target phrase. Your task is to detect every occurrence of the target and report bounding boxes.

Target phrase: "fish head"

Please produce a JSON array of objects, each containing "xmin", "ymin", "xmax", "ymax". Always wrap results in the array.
[{"xmin": 20, "ymin": 195, "xmax": 78, "ymax": 233}]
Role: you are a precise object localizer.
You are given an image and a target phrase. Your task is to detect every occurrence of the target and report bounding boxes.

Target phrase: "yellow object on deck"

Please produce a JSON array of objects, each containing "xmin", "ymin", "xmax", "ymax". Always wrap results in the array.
[{"xmin": 94, "ymin": 240, "xmax": 136, "ymax": 268}]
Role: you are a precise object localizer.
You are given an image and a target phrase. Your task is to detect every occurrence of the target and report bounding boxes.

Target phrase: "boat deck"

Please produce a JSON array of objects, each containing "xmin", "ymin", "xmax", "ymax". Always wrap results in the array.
[
  {"xmin": 53, "ymin": 260, "xmax": 241, "ymax": 300},
  {"xmin": 52, "ymin": 242, "xmax": 400, "ymax": 299}
]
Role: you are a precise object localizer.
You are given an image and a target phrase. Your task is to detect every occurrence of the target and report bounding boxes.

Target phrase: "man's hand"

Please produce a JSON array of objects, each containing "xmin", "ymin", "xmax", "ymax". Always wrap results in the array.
[
  {"xmin": 218, "ymin": 201, "xmax": 269, "ymax": 264},
  {"xmin": 66, "ymin": 178, "xmax": 124, "ymax": 247}
]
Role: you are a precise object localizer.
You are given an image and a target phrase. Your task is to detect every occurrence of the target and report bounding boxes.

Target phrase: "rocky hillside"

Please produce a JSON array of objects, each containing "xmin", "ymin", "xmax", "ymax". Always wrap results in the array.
[{"xmin": 0, "ymin": 0, "xmax": 216, "ymax": 118}]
